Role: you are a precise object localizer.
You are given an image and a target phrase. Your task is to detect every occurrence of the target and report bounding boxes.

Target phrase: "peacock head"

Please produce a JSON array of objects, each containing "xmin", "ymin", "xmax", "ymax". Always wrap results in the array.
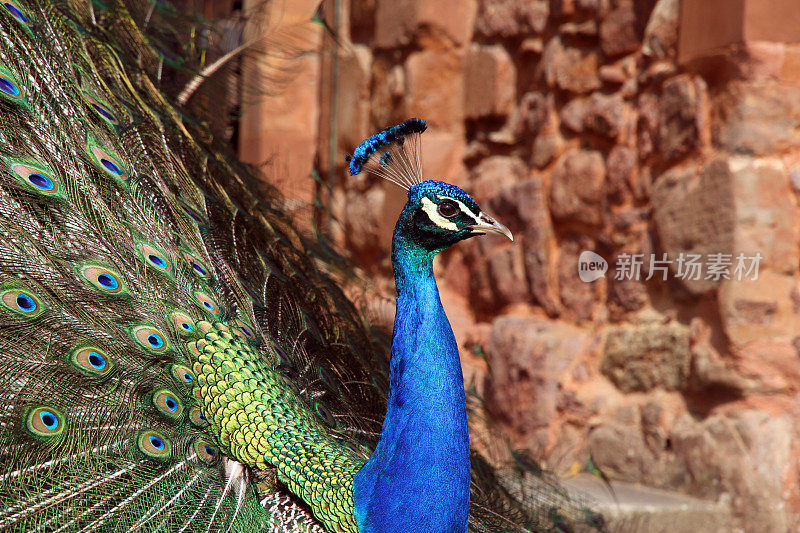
[
  {"xmin": 397, "ymin": 179, "xmax": 512, "ymax": 254},
  {"xmin": 349, "ymin": 118, "xmax": 512, "ymax": 256}
]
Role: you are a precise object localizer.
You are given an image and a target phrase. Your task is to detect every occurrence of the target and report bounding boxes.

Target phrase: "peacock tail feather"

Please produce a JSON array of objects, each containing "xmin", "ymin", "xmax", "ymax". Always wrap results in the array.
[
  {"xmin": 0, "ymin": 1, "xmax": 603, "ymax": 532},
  {"xmin": 0, "ymin": 1, "xmax": 385, "ymax": 531}
]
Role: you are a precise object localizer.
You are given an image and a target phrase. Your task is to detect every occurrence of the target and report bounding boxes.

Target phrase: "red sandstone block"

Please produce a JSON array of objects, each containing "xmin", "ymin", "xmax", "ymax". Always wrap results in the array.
[
  {"xmin": 374, "ymin": 0, "xmax": 477, "ymax": 48},
  {"xmin": 404, "ymin": 48, "xmax": 466, "ymax": 132},
  {"xmin": 679, "ymin": 0, "xmax": 800, "ymax": 63},
  {"xmin": 465, "ymin": 44, "xmax": 516, "ymax": 119}
]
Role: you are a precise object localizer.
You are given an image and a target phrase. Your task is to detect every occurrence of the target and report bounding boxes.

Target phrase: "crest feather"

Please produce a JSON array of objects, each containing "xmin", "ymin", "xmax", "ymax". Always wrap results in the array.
[{"xmin": 347, "ymin": 119, "xmax": 427, "ymax": 190}]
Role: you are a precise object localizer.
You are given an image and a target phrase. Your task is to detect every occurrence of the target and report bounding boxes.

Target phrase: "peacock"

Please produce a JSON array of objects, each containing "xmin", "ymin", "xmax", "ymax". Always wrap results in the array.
[{"xmin": 0, "ymin": 1, "xmax": 602, "ymax": 532}]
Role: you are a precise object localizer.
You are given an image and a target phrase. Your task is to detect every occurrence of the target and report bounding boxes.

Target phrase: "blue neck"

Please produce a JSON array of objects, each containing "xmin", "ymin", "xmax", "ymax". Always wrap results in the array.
[{"xmin": 353, "ymin": 230, "xmax": 471, "ymax": 532}]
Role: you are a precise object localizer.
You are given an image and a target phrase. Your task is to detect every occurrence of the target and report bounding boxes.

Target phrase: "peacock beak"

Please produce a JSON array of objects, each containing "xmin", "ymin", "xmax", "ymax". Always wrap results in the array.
[{"xmin": 468, "ymin": 213, "xmax": 514, "ymax": 241}]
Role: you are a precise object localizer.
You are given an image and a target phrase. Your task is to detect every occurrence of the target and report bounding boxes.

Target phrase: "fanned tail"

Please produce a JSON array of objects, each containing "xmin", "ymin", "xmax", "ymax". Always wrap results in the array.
[{"xmin": 0, "ymin": 1, "xmax": 386, "ymax": 531}]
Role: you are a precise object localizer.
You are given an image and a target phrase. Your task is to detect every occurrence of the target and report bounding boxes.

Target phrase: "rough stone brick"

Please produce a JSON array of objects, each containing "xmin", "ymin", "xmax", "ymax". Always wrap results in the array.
[
  {"xmin": 713, "ymin": 82, "xmax": 800, "ymax": 155},
  {"xmin": 550, "ymin": 148, "xmax": 606, "ymax": 226},
  {"xmin": 474, "ymin": 0, "xmax": 549, "ymax": 37},
  {"xmin": 375, "ymin": 0, "xmax": 477, "ymax": 47},
  {"xmin": 465, "ymin": 44, "xmax": 516, "ymax": 119},
  {"xmin": 404, "ymin": 49, "xmax": 466, "ymax": 131},
  {"xmin": 651, "ymin": 160, "xmax": 735, "ymax": 295},
  {"xmin": 543, "ymin": 37, "xmax": 602, "ymax": 94},
  {"xmin": 601, "ymin": 321, "xmax": 690, "ymax": 392},
  {"xmin": 586, "ymin": 91, "xmax": 628, "ymax": 139},
  {"xmin": 600, "ymin": 0, "xmax": 640, "ymax": 57},
  {"xmin": 486, "ymin": 316, "xmax": 590, "ymax": 445},
  {"xmin": 659, "ymin": 74, "xmax": 708, "ymax": 162}
]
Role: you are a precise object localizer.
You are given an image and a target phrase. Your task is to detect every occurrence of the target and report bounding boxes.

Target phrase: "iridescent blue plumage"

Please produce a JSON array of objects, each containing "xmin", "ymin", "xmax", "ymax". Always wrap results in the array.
[
  {"xmin": 2, "ymin": 2, "xmax": 29, "ymax": 25},
  {"xmin": 353, "ymin": 183, "xmax": 469, "ymax": 532},
  {"xmin": 353, "ymin": 175, "xmax": 514, "ymax": 532},
  {"xmin": 0, "ymin": 75, "xmax": 19, "ymax": 96},
  {"xmin": 348, "ymin": 119, "xmax": 427, "ymax": 189}
]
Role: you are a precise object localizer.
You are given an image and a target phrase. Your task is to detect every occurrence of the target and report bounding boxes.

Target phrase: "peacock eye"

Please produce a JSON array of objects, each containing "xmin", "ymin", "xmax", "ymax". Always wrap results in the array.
[{"xmin": 437, "ymin": 200, "xmax": 459, "ymax": 218}]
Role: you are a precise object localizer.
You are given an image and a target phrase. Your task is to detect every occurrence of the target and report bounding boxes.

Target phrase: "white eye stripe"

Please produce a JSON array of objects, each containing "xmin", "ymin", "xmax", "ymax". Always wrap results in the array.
[
  {"xmin": 436, "ymin": 195, "xmax": 481, "ymax": 225},
  {"xmin": 420, "ymin": 197, "xmax": 458, "ymax": 230}
]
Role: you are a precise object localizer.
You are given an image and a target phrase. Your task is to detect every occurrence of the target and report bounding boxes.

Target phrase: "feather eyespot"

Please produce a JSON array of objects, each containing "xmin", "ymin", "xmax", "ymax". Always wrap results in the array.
[
  {"xmin": 152, "ymin": 389, "xmax": 184, "ymax": 420},
  {"xmin": 13, "ymin": 293, "xmax": 34, "ymax": 311},
  {"xmin": 92, "ymin": 104, "xmax": 116, "ymax": 122},
  {"xmin": 28, "ymin": 173, "xmax": 53, "ymax": 190},
  {"xmin": 25, "ymin": 406, "xmax": 65, "ymax": 439},
  {"xmin": 70, "ymin": 347, "xmax": 115, "ymax": 378},
  {"xmin": 149, "ymin": 334, "xmax": 164, "ymax": 348},
  {"xmin": 189, "ymin": 407, "xmax": 206, "ymax": 427},
  {"xmin": 0, "ymin": 76, "xmax": 17, "ymax": 96},
  {"xmin": 193, "ymin": 291, "xmax": 220, "ymax": 316},
  {"xmin": 1, "ymin": 288, "xmax": 45, "ymax": 318},
  {"xmin": 231, "ymin": 319, "xmax": 255, "ymax": 341},
  {"xmin": 437, "ymin": 200, "xmax": 459, "ymax": 218},
  {"xmin": 169, "ymin": 311, "xmax": 196, "ymax": 336},
  {"xmin": 137, "ymin": 430, "xmax": 172, "ymax": 460},
  {"xmin": 2, "ymin": 2, "xmax": 30, "ymax": 25},
  {"xmin": 137, "ymin": 244, "xmax": 173, "ymax": 274},
  {"xmin": 191, "ymin": 262, "xmax": 208, "ymax": 276},
  {"xmin": 39, "ymin": 411, "xmax": 58, "ymax": 429},
  {"xmin": 132, "ymin": 325, "xmax": 170, "ymax": 353},
  {"xmin": 97, "ymin": 274, "xmax": 117, "ymax": 289},
  {"xmin": 279, "ymin": 375, "xmax": 300, "ymax": 395},
  {"xmin": 0, "ymin": 67, "xmax": 23, "ymax": 101},
  {"xmin": 168, "ymin": 363, "xmax": 195, "ymax": 384},
  {"xmin": 273, "ymin": 345, "xmax": 294, "ymax": 369},
  {"xmin": 101, "ymin": 159, "xmax": 122, "ymax": 176},
  {"xmin": 182, "ymin": 252, "xmax": 211, "ymax": 279},
  {"xmin": 10, "ymin": 164, "xmax": 61, "ymax": 196},
  {"xmin": 193, "ymin": 439, "xmax": 219, "ymax": 465},
  {"xmin": 88, "ymin": 145, "xmax": 128, "ymax": 182},
  {"xmin": 84, "ymin": 94, "xmax": 118, "ymax": 126},
  {"xmin": 79, "ymin": 265, "xmax": 127, "ymax": 295},
  {"xmin": 87, "ymin": 351, "xmax": 106, "ymax": 369},
  {"xmin": 314, "ymin": 403, "xmax": 337, "ymax": 428},
  {"xmin": 176, "ymin": 198, "xmax": 206, "ymax": 224},
  {"xmin": 345, "ymin": 441, "xmax": 370, "ymax": 459}
]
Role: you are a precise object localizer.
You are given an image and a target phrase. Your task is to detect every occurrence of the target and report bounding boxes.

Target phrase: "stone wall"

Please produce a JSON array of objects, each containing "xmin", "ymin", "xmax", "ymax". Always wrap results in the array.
[{"xmin": 241, "ymin": 0, "xmax": 800, "ymax": 529}]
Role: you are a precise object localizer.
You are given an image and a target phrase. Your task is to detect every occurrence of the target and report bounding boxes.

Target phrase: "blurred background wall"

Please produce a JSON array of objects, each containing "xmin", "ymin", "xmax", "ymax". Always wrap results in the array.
[{"xmin": 216, "ymin": 0, "xmax": 800, "ymax": 529}]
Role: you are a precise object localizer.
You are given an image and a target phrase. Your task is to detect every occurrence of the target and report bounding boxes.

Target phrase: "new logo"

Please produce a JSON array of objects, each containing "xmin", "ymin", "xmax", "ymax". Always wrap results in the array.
[{"xmin": 578, "ymin": 251, "xmax": 607, "ymax": 282}]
